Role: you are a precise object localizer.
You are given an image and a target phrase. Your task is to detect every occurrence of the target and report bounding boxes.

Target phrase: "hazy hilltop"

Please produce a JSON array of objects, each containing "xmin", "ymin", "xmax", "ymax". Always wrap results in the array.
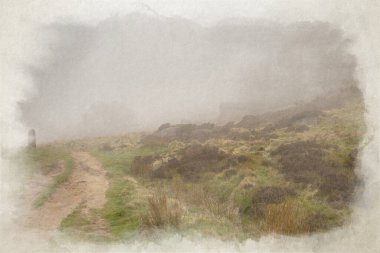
[
  {"xmin": 19, "ymin": 14, "xmax": 356, "ymax": 142},
  {"xmin": 14, "ymin": 84, "xmax": 365, "ymax": 240}
]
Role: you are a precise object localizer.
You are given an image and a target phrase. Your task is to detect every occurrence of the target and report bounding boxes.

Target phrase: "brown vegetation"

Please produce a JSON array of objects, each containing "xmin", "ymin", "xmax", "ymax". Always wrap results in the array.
[
  {"xmin": 132, "ymin": 144, "xmax": 232, "ymax": 181},
  {"xmin": 140, "ymin": 194, "xmax": 182, "ymax": 229},
  {"xmin": 264, "ymin": 198, "xmax": 343, "ymax": 234},
  {"xmin": 265, "ymin": 199, "xmax": 308, "ymax": 234},
  {"xmin": 271, "ymin": 140, "xmax": 357, "ymax": 206},
  {"xmin": 250, "ymin": 186, "xmax": 296, "ymax": 217},
  {"xmin": 131, "ymin": 155, "xmax": 156, "ymax": 176}
]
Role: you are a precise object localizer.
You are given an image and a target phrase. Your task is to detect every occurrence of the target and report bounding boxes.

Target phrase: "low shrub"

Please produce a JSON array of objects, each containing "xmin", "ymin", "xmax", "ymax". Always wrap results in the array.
[
  {"xmin": 100, "ymin": 143, "xmax": 113, "ymax": 151},
  {"xmin": 140, "ymin": 135, "xmax": 169, "ymax": 147},
  {"xmin": 271, "ymin": 140, "xmax": 358, "ymax": 206},
  {"xmin": 318, "ymin": 172, "xmax": 356, "ymax": 205},
  {"xmin": 250, "ymin": 186, "xmax": 296, "ymax": 217},
  {"xmin": 131, "ymin": 155, "xmax": 156, "ymax": 176},
  {"xmin": 149, "ymin": 144, "xmax": 230, "ymax": 181}
]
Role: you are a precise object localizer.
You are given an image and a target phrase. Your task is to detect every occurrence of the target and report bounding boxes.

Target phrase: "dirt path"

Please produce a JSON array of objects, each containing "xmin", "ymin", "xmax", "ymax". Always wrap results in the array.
[{"xmin": 26, "ymin": 152, "xmax": 109, "ymax": 232}]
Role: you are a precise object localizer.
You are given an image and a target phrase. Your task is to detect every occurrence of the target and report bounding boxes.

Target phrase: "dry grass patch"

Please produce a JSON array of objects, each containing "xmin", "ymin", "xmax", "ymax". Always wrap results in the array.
[
  {"xmin": 265, "ymin": 199, "xmax": 308, "ymax": 234},
  {"xmin": 141, "ymin": 194, "xmax": 183, "ymax": 229},
  {"xmin": 265, "ymin": 198, "xmax": 344, "ymax": 235}
]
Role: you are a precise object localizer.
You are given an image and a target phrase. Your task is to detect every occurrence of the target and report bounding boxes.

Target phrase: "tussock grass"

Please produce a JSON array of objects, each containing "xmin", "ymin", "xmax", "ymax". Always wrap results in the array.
[
  {"xmin": 265, "ymin": 199, "xmax": 308, "ymax": 234},
  {"xmin": 265, "ymin": 198, "xmax": 344, "ymax": 234},
  {"xmin": 140, "ymin": 194, "xmax": 182, "ymax": 229}
]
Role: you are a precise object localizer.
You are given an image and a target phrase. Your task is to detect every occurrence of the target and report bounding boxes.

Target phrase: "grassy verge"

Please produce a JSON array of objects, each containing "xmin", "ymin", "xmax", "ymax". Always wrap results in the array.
[
  {"xmin": 92, "ymin": 145, "xmax": 167, "ymax": 238},
  {"xmin": 101, "ymin": 178, "xmax": 141, "ymax": 237},
  {"xmin": 33, "ymin": 155, "xmax": 74, "ymax": 207},
  {"xmin": 60, "ymin": 203, "xmax": 112, "ymax": 242},
  {"xmin": 60, "ymin": 203, "xmax": 91, "ymax": 229}
]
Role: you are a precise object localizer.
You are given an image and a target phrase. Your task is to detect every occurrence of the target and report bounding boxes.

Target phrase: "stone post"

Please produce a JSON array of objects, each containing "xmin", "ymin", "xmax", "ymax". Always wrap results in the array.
[{"xmin": 28, "ymin": 129, "xmax": 36, "ymax": 148}]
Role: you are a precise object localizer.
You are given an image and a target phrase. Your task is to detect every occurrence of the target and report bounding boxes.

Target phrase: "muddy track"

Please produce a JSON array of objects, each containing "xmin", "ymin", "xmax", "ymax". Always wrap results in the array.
[{"xmin": 26, "ymin": 152, "xmax": 109, "ymax": 232}]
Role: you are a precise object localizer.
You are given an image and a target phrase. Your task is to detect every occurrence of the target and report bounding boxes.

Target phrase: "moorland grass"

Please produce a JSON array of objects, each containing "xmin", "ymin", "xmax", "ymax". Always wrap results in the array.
[{"xmin": 92, "ymin": 145, "xmax": 168, "ymax": 237}]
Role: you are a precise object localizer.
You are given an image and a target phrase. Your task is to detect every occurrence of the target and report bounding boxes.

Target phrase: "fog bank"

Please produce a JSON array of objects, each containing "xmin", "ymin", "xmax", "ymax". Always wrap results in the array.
[{"xmin": 20, "ymin": 15, "xmax": 356, "ymax": 142}]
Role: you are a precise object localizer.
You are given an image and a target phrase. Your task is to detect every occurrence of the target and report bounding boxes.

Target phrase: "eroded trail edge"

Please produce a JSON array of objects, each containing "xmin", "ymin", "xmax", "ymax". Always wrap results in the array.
[{"xmin": 27, "ymin": 152, "xmax": 109, "ymax": 231}]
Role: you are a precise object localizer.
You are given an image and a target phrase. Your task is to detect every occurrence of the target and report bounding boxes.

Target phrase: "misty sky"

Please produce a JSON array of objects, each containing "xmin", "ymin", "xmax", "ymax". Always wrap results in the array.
[{"xmin": 19, "ymin": 14, "xmax": 356, "ymax": 141}]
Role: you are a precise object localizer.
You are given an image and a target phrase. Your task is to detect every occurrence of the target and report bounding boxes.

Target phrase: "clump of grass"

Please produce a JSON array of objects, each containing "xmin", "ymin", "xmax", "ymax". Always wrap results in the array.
[
  {"xmin": 265, "ymin": 198, "xmax": 343, "ymax": 234},
  {"xmin": 186, "ymin": 184, "xmax": 240, "ymax": 223},
  {"xmin": 33, "ymin": 155, "xmax": 74, "ymax": 207},
  {"xmin": 140, "ymin": 194, "xmax": 182, "ymax": 229},
  {"xmin": 265, "ymin": 199, "xmax": 308, "ymax": 234}
]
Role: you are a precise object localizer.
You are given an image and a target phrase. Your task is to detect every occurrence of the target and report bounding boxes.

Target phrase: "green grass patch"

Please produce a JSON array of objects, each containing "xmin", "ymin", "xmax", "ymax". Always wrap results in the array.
[
  {"xmin": 60, "ymin": 204, "xmax": 91, "ymax": 229},
  {"xmin": 92, "ymin": 146, "xmax": 168, "ymax": 238},
  {"xmin": 101, "ymin": 178, "xmax": 141, "ymax": 237},
  {"xmin": 253, "ymin": 165, "xmax": 284, "ymax": 186},
  {"xmin": 93, "ymin": 145, "xmax": 168, "ymax": 177}
]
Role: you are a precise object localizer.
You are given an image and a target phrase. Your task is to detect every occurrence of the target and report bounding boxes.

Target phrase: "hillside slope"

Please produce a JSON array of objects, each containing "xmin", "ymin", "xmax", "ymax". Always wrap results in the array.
[{"xmin": 16, "ymin": 86, "xmax": 365, "ymax": 241}]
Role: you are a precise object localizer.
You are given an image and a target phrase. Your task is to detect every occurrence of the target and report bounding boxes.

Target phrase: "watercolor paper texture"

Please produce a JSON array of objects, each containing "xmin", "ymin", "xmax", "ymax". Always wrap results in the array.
[{"xmin": 0, "ymin": 1, "xmax": 379, "ymax": 252}]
